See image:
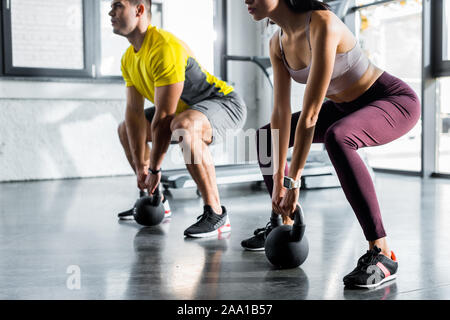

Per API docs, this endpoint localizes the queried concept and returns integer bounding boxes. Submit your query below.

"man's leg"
[170,109,223,215]
[172,93,246,238]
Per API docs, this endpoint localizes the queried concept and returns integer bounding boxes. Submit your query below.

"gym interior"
[1,0,450,301]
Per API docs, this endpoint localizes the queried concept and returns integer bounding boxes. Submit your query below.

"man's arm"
[149,81,184,172]
[125,86,147,174]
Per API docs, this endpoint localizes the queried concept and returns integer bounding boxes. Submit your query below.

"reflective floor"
[1,173,450,300]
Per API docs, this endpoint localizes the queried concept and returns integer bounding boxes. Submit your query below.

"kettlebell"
[265,204,309,269]
[133,189,165,226]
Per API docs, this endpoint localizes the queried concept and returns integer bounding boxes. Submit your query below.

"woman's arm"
[288,12,341,182]
[269,32,293,185]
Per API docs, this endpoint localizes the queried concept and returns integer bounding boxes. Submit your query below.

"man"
[112,0,247,237]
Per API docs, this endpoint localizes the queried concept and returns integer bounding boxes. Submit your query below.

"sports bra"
[278,10,370,96]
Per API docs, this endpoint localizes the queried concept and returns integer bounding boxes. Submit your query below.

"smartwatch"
[283,176,301,190]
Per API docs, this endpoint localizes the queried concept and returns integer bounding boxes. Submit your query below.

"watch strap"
[149,168,161,175]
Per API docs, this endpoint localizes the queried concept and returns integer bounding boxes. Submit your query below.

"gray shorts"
[145,91,247,145]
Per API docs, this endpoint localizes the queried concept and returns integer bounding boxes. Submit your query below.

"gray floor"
[1,172,450,300]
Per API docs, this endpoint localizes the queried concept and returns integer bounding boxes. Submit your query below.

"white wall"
[226,0,259,130]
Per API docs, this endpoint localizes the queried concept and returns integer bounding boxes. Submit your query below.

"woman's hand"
[271,174,286,215]
[279,188,300,220]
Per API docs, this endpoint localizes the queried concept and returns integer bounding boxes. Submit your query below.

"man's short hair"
[128,0,152,18]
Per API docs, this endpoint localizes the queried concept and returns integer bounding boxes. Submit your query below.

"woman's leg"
[323,94,420,254]
[256,100,346,197]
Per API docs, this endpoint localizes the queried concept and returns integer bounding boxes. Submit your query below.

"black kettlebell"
[265,204,309,269]
[133,190,165,226]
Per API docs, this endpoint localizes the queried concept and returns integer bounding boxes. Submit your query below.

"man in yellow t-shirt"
[111,0,247,237]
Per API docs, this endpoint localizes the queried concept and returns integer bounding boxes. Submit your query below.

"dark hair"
[128,0,152,17]
[284,0,330,12]
[267,0,330,25]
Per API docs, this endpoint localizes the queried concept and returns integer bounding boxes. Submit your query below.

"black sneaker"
[118,207,135,220]
[240,222,272,251]
[118,192,171,220]
[184,205,231,238]
[240,213,282,251]
[343,246,398,289]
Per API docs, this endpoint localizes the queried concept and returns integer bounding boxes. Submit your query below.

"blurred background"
[0,0,448,182]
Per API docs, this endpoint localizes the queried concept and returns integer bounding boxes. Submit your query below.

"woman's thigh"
[288,100,347,146]
[326,95,421,149]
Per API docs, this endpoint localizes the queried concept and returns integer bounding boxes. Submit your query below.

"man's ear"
[136,4,146,17]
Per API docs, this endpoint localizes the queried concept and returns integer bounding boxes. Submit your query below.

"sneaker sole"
[118,216,134,220]
[119,210,172,220]
[353,274,397,289]
[185,223,231,238]
[118,208,134,220]
[242,246,265,252]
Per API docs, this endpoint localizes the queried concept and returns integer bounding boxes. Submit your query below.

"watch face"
[283,177,292,189]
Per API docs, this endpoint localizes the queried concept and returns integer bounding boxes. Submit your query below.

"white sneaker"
[163,198,172,218]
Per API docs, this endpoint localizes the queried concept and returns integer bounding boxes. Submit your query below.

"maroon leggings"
[257,72,421,241]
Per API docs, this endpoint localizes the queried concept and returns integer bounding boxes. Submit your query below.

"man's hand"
[145,171,161,195]
[136,165,149,191]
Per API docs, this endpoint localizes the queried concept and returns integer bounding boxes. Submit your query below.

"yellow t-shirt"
[121,25,234,114]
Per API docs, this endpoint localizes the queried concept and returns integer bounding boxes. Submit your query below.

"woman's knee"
[324,125,358,150]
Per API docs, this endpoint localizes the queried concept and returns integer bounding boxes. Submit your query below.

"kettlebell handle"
[138,185,162,206]
[291,204,306,242]
[152,190,162,206]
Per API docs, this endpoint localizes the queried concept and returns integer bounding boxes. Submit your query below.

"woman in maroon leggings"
[241,0,420,288]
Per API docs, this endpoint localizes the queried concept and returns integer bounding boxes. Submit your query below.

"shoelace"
[253,221,272,237]
[358,246,382,271]
[195,210,222,225]
[195,213,208,222]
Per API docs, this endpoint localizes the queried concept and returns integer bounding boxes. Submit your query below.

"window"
[433,0,450,77]
[437,0,450,174]
[98,1,163,77]
[1,0,216,80]
[355,0,422,172]
[438,78,450,174]
[443,0,450,61]
[1,0,94,77]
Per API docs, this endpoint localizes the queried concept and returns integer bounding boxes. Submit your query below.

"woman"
[241,0,420,288]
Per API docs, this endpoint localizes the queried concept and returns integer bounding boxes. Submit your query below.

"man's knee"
[118,121,127,143]
[170,116,190,132]
[170,116,198,144]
